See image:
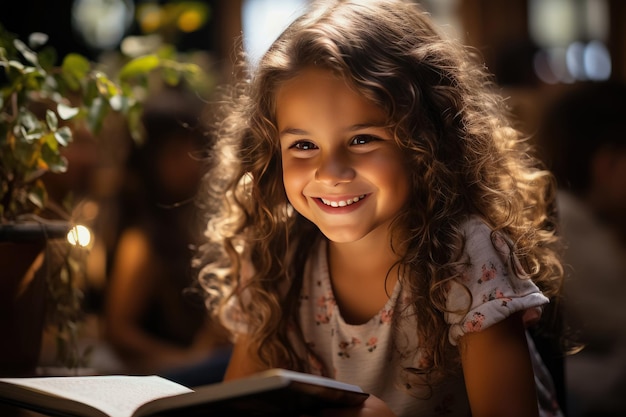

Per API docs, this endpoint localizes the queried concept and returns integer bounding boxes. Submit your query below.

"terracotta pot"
[0,222,70,377]
[0,240,46,377]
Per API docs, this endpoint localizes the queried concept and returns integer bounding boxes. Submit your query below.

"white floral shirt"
[223,216,559,417]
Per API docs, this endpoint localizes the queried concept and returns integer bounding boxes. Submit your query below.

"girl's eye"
[291,140,317,151]
[350,134,379,145]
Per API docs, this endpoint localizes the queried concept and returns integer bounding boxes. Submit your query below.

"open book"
[0,368,369,417]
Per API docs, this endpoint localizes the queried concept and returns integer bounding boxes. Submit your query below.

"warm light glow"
[71,0,134,50]
[529,0,611,84]
[533,41,611,84]
[242,0,308,67]
[178,10,203,32]
[67,225,92,248]
[138,5,162,33]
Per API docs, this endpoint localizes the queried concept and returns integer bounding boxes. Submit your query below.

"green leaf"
[14,38,38,66]
[62,53,91,77]
[109,94,129,112]
[54,126,72,147]
[19,110,40,131]
[37,46,57,71]
[126,104,144,144]
[19,125,44,143]
[155,44,177,60]
[86,96,108,133]
[82,77,100,106]
[42,132,59,153]
[61,53,91,91]
[28,32,48,49]
[41,141,68,173]
[57,103,80,120]
[8,59,24,71]
[22,66,47,90]
[27,180,47,209]
[118,55,160,81]
[95,73,121,97]
[162,67,181,86]
[46,109,58,131]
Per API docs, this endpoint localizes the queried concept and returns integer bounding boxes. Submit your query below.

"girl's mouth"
[319,194,367,208]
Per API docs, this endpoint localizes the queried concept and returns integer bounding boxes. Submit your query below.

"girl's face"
[276,67,410,244]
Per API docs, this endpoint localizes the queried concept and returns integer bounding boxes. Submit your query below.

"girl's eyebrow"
[279,123,386,138]
[279,127,309,137]
[348,123,386,131]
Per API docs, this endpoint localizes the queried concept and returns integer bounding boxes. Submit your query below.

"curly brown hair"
[195,0,563,381]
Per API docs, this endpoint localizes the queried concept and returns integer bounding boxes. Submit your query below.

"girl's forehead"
[274,67,387,128]
[274,67,381,112]
[276,67,348,94]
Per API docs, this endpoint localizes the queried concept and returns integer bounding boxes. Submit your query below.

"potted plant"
[0,23,210,376]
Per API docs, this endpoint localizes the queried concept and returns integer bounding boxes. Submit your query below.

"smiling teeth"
[321,195,366,207]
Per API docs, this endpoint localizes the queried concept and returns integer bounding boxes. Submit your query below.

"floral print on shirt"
[478,261,498,283]
[314,289,335,325]
[380,308,393,324]
[447,220,549,343]
[464,311,486,332]
[483,288,512,307]
[338,337,361,358]
[366,336,378,352]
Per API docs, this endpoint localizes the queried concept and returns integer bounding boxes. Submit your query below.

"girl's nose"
[314,151,355,186]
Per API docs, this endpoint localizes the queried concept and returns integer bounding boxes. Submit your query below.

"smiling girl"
[195,1,565,416]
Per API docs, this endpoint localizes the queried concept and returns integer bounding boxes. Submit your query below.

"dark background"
[0,0,221,62]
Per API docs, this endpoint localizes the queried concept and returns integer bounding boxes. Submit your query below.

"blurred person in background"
[539,80,626,417]
[103,85,231,386]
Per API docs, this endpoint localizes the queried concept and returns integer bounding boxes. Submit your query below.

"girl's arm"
[459,311,539,417]
[223,334,268,380]
[318,395,397,417]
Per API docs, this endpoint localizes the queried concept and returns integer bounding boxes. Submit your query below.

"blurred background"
[1,1,625,417]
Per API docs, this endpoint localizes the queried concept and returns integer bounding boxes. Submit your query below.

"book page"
[0,375,192,417]
[134,369,368,417]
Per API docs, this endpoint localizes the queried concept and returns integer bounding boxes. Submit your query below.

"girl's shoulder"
[458,214,500,245]
[456,215,521,273]
[459,214,494,234]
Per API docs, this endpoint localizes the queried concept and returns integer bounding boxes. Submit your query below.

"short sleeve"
[445,217,549,345]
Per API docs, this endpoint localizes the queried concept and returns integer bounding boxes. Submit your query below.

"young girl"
[195,0,564,416]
